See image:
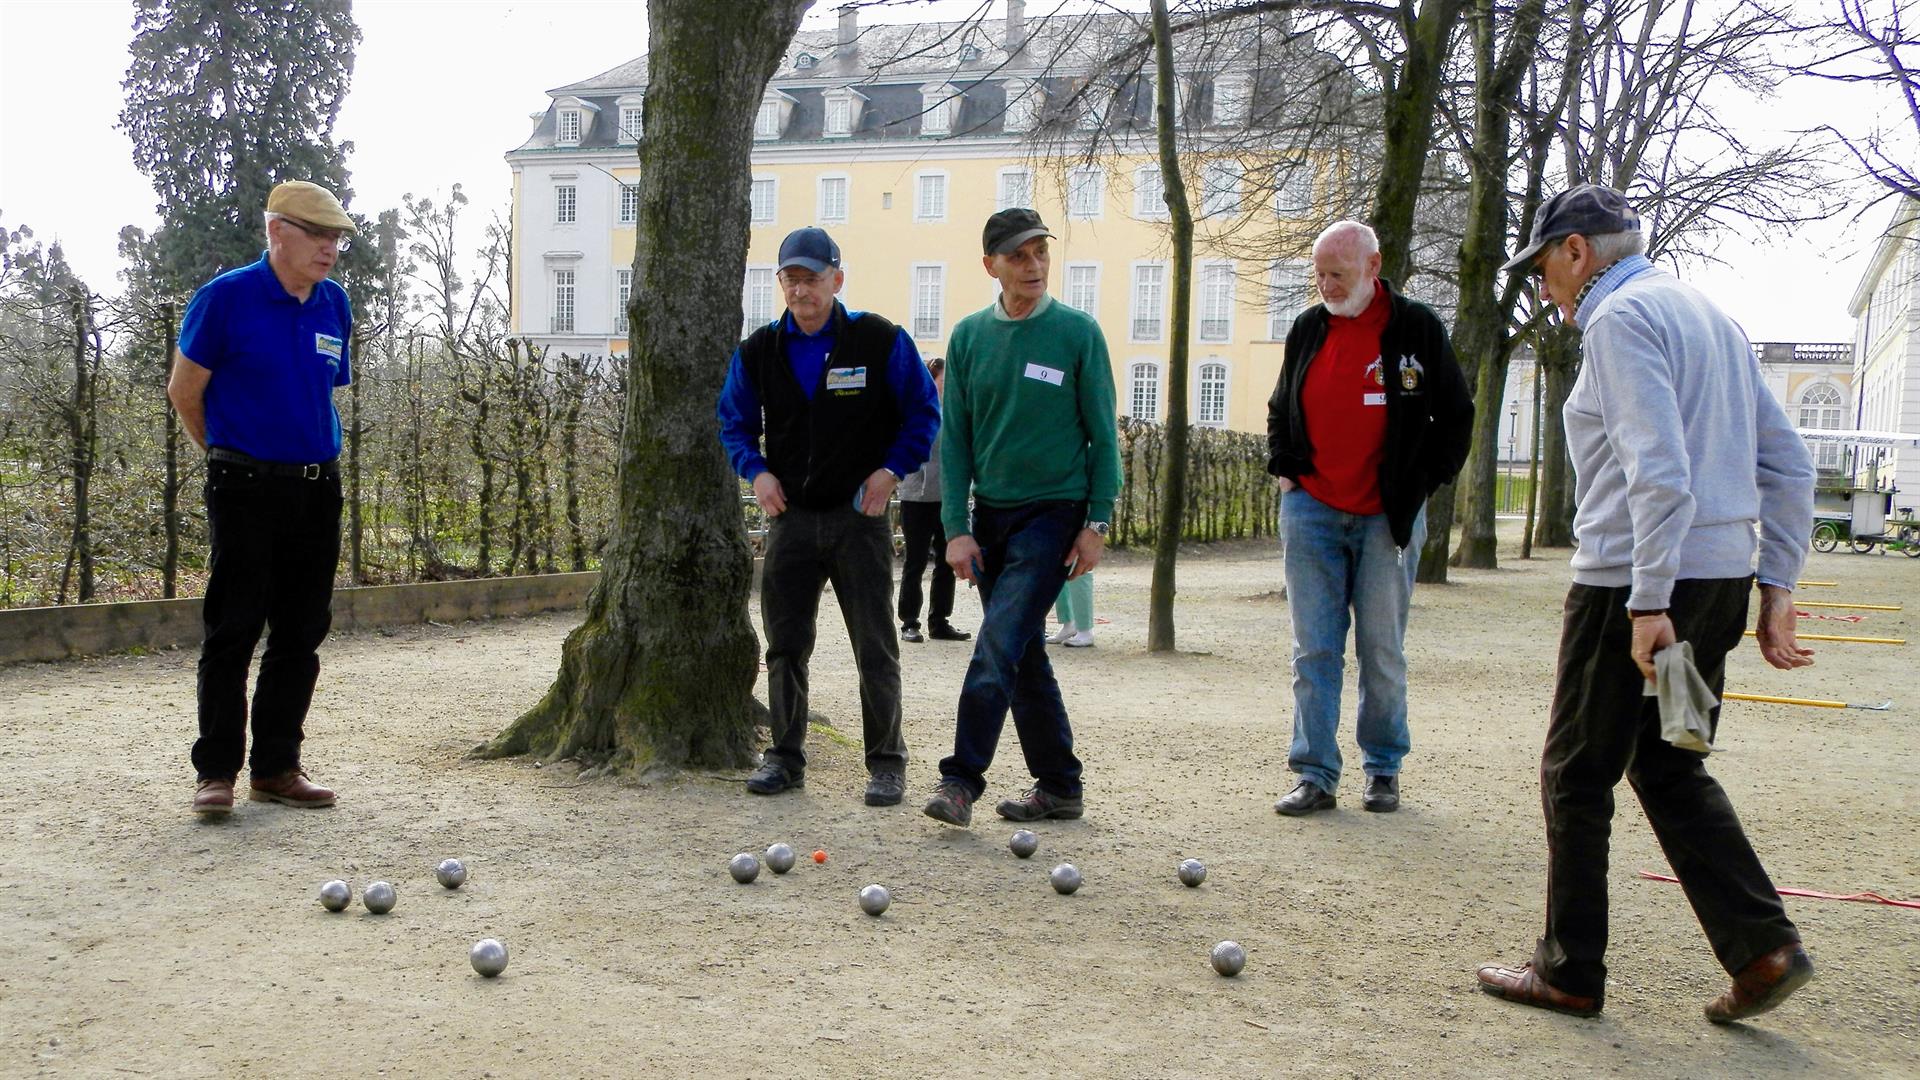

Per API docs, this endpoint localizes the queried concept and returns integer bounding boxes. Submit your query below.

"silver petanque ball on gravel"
[435,858,468,889]
[1009,830,1039,859]
[728,852,761,884]
[318,879,351,912]
[858,884,891,916]
[765,843,797,875]
[470,938,509,978]
[1177,859,1208,887]
[362,881,397,914]
[1210,940,1246,977]
[1049,863,1082,895]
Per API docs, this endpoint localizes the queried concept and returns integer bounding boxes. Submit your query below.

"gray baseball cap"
[1500,184,1642,274]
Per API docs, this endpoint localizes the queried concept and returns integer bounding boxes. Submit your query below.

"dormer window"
[1077,78,1114,130]
[920,81,961,137]
[1003,78,1041,133]
[616,92,645,145]
[553,95,596,147]
[959,42,981,62]
[1212,72,1252,126]
[821,86,868,138]
[796,52,817,70]
[557,108,582,145]
[755,90,797,140]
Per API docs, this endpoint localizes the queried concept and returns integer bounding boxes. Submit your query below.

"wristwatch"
[1085,520,1110,537]
[1628,608,1668,618]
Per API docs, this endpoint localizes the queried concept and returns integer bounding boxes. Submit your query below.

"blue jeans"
[938,500,1085,799]
[1281,487,1424,793]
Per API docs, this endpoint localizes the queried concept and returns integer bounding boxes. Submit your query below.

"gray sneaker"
[746,755,803,795]
[922,780,974,827]
[995,785,1084,821]
[864,770,906,807]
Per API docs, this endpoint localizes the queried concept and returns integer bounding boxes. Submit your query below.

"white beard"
[1323,278,1376,318]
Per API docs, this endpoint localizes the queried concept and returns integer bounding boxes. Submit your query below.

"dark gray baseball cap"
[983,207,1055,256]
[778,227,841,274]
[1500,184,1642,274]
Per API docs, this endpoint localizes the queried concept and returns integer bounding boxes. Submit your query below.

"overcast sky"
[0,0,1903,343]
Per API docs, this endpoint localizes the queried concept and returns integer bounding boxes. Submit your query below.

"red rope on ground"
[1638,870,1920,909]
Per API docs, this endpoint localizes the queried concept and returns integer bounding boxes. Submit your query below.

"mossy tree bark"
[1368,0,1466,286]
[1147,0,1194,654]
[481,0,814,775]
[1532,321,1581,548]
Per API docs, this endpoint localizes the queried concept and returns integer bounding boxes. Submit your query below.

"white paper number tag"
[1024,363,1065,386]
[1363,392,1386,406]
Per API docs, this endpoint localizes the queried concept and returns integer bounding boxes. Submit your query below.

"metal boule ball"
[363,880,397,914]
[1009,830,1039,859]
[729,852,761,884]
[318,879,351,912]
[1177,859,1208,888]
[1050,863,1082,895]
[858,884,891,916]
[1210,940,1246,977]
[435,858,468,889]
[765,843,797,875]
[470,938,509,978]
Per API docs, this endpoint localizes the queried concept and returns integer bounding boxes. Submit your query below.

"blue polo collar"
[1575,254,1656,327]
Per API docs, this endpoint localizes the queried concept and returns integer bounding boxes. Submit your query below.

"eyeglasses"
[280,215,352,252]
[1528,238,1563,280]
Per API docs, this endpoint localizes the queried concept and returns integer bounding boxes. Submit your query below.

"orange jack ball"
[811,849,828,864]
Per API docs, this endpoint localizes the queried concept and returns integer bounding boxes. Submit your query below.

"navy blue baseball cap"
[777,227,841,273]
[1500,184,1642,274]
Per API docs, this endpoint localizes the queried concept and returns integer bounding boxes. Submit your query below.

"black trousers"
[192,458,343,781]
[897,499,957,631]
[760,504,905,774]
[1533,577,1799,999]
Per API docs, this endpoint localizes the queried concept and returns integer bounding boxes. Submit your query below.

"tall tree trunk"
[1521,356,1541,559]
[1147,0,1192,653]
[1533,321,1580,547]
[161,301,182,598]
[1370,0,1467,284]
[347,324,364,584]
[1448,0,1546,571]
[68,298,99,603]
[481,0,810,773]
[561,357,587,571]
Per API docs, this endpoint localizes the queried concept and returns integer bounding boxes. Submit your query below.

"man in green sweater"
[923,208,1123,828]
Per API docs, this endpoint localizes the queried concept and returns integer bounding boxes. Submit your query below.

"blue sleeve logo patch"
[315,333,345,362]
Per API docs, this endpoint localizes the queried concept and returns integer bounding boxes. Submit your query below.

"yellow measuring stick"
[1796,580,1837,587]
[1796,601,1903,611]
[1724,692,1892,711]
[1746,630,1906,645]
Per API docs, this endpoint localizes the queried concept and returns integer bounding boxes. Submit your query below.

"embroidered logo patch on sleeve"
[315,333,345,361]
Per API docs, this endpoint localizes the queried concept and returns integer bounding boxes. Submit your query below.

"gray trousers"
[760,504,906,774]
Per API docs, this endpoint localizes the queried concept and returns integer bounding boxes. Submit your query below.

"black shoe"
[1274,780,1335,816]
[746,755,803,795]
[900,626,925,643]
[995,785,1085,821]
[1363,774,1400,813]
[864,770,906,807]
[928,624,972,641]
[922,779,974,827]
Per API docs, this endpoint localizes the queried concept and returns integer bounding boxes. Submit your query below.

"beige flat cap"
[267,180,357,232]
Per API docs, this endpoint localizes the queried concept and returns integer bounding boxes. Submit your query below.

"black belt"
[207,446,338,480]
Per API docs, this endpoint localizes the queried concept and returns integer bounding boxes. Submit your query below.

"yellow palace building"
[506,3,1343,434]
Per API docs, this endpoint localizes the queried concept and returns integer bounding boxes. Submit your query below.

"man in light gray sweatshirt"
[1475,185,1819,1026]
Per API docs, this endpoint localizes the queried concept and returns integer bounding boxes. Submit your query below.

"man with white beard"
[1263,221,1474,817]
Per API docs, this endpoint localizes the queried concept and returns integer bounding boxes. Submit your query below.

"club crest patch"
[1365,356,1384,388]
[825,366,868,393]
[1398,354,1425,391]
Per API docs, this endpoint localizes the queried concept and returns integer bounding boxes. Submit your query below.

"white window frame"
[554,183,577,225]
[1196,359,1230,427]
[755,94,792,140]
[915,170,949,223]
[1798,382,1845,470]
[750,176,778,226]
[1201,160,1244,218]
[817,172,850,224]
[618,183,640,226]
[996,166,1033,211]
[551,267,576,334]
[557,108,583,146]
[1128,360,1163,421]
[1212,72,1251,127]
[1198,260,1235,343]
[911,263,945,340]
[1267,258,1311,338]
[617,95,644,144]
[1003,79,1039,133]
[1134,165,1166,219]
[1067,166,1104,220]
[921,82,960,136]
[1063,262,1101,319]
[614,268,632,335]
[1130,261,1167,343]
[742,265,776,337]
[1275,160,1314,217]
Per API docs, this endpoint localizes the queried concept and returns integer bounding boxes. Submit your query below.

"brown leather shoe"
[1476,962,1603,1018]
[1705,943,1813,1024]
[248,768,337,808]
[192,778,235,815]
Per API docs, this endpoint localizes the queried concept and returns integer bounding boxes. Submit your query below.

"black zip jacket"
[1265,278,1475,548]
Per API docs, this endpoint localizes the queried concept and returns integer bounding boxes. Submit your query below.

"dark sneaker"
[995,785,1085,821]
[1363,774,1400,813]
[248,769,336,808]
[900,626,925,643]
[192,778,235,816]
[928,623,972,641]
[746,756,804,795]
[864,770,906,807]
[1274,780,1335,816]
[922,780,974,827]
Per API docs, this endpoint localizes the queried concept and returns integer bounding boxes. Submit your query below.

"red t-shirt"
[1299,282,1390,515]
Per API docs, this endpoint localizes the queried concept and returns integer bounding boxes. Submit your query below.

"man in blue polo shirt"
[168,180,356,816]
[717,226,940,807]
